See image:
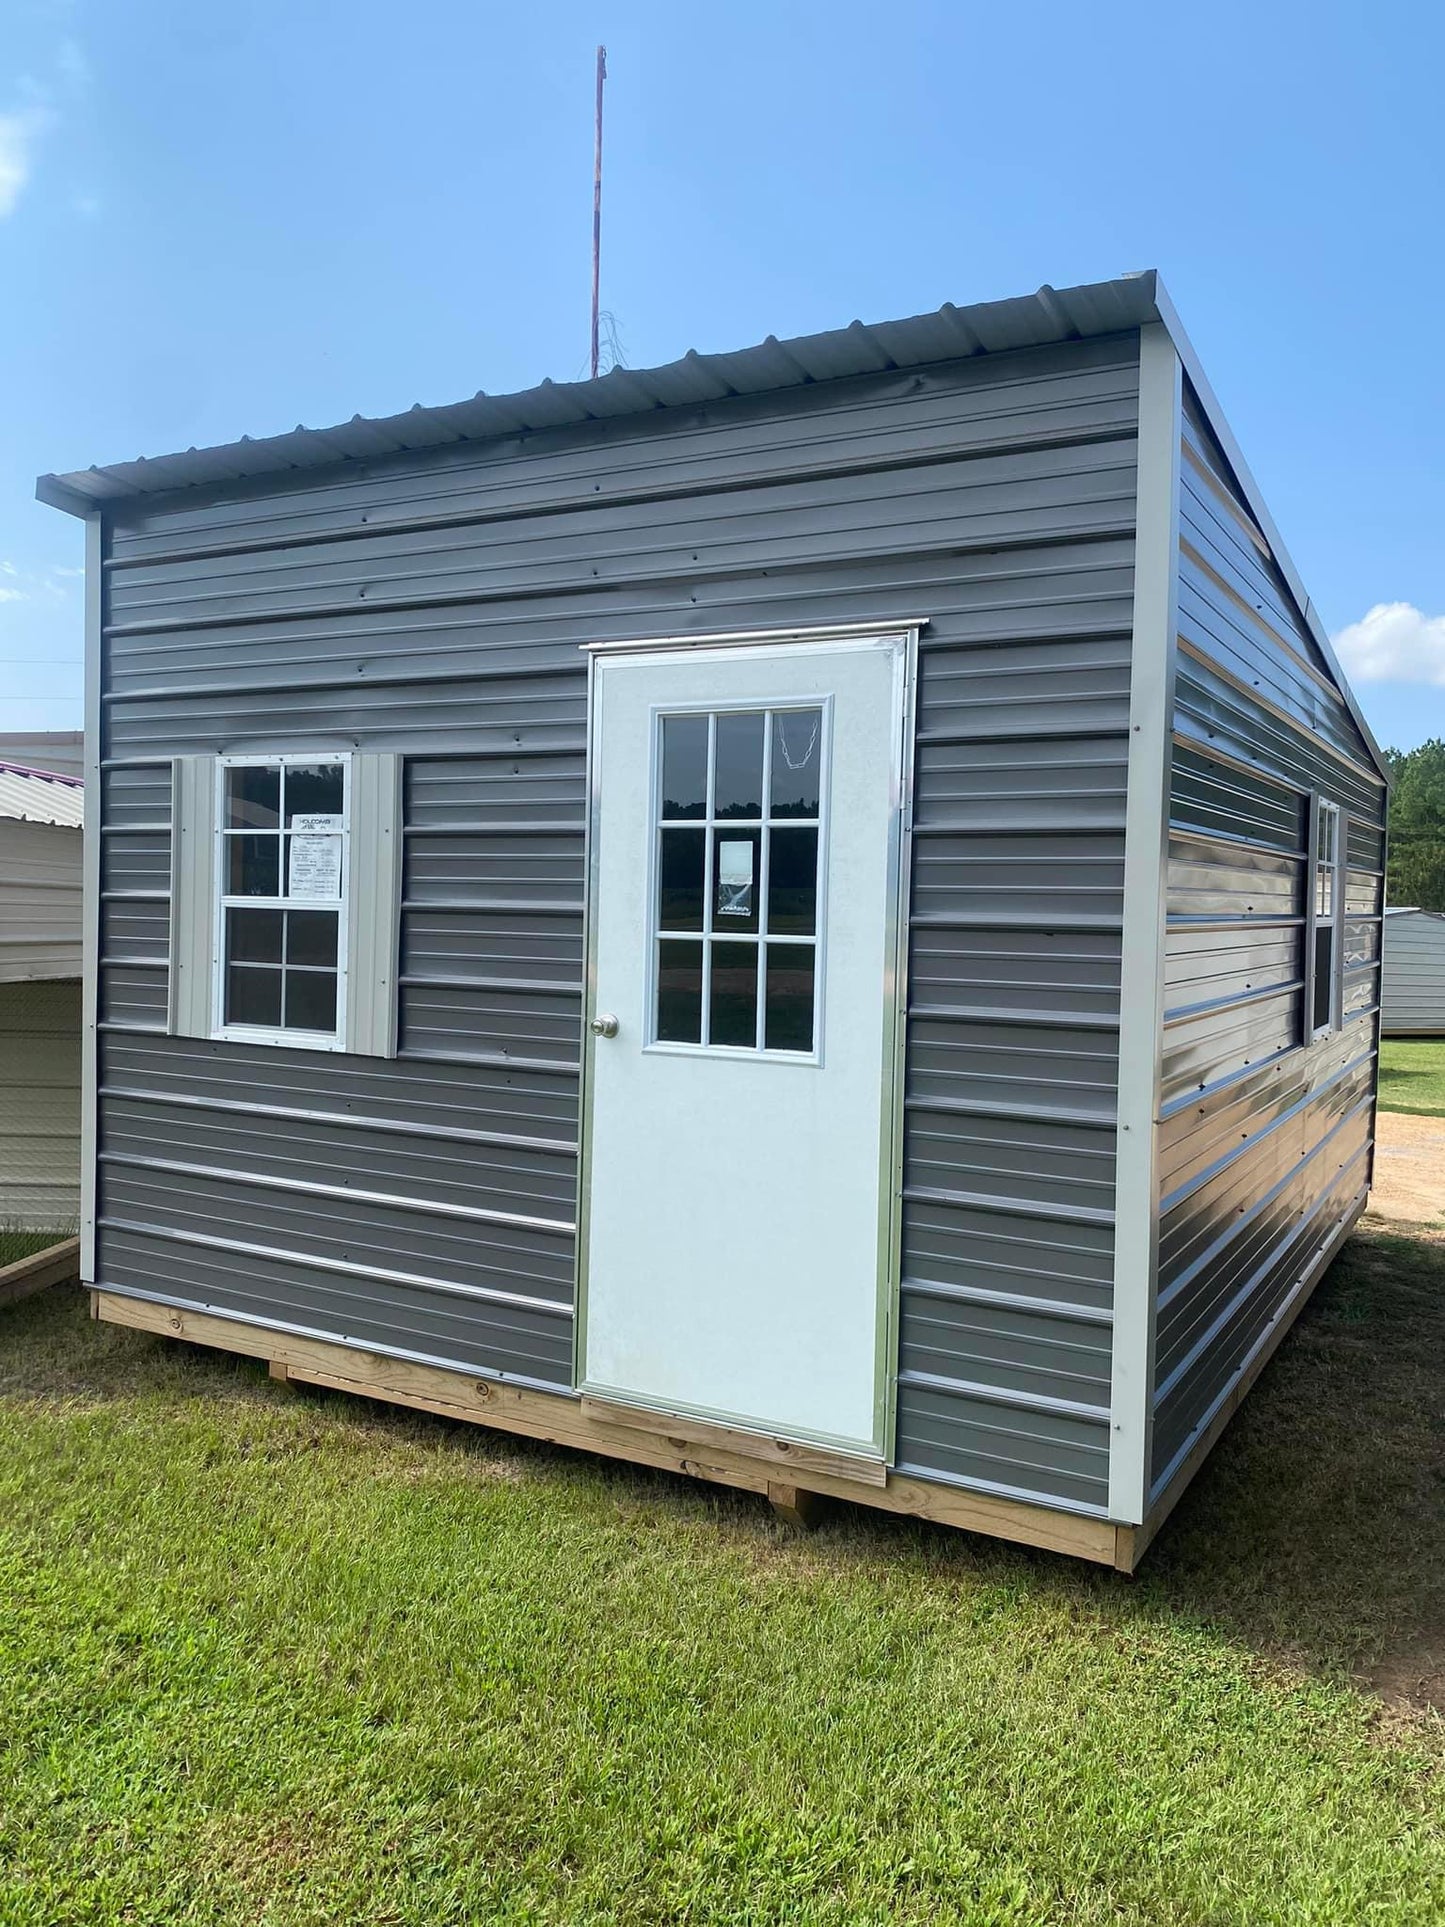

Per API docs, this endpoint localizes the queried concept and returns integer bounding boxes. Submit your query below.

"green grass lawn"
[0,1225,75,1269]
[1379,1038,1445,1117]
[1,1233,1442,1925]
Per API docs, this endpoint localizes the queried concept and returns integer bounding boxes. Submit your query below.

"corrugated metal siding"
[0,978,81,1228]
[1149,386,1386,1503]
[1381,912,1445,1034]
[94,332,1139,1499]
[0,816,82,984]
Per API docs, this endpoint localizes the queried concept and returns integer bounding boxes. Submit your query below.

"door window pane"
[226,765,280,829]
[650,706,825,1056]
[660,715,708,820]
[713,711,764,819]
[767,827,818,936]
[709,941,758,1047]
[287,909,339,967]
[658,828,705,931]
[284,969,338,1034]
[656,940,703,1042]
[713,829,760,932]
[764,945,816,1053]
[227,963,282,1028]
[228,834,281,897]
[770,708,823,818]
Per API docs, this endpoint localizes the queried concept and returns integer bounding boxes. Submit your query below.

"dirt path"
[1367,1108,1445,1225]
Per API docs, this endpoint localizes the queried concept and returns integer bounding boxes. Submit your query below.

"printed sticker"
[716,839,754,919]
[289,834,342,900]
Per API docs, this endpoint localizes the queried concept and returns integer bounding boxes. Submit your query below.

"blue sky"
[2,0,1442,750]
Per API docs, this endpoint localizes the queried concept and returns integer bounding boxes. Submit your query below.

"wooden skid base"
[91,1291,1132,1569]
[0,1236,81,1311]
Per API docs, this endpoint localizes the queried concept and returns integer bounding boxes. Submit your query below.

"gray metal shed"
[37,270,1387,1568]
[1381,908,1445,1035]
[0,753,84,1230]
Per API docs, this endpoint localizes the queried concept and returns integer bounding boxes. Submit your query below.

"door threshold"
[578,1389,889,1488]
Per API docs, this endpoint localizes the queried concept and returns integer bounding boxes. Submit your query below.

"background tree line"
[1386,738,1445,909]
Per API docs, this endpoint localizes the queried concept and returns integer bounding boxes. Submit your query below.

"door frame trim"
[573,620,921,1464]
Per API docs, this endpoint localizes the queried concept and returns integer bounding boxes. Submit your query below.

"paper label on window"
[292,813,343,835]
[289,834,342,900]
[716,839,754,919]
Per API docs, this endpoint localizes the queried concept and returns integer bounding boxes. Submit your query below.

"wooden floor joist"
[91,1290,1127,1567]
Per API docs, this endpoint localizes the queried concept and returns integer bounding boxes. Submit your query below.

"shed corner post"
[1108,323,1183,1525]
[79,510,105,1286]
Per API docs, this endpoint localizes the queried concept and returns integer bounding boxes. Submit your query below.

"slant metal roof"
[32,266,1389,783]
[0,763,85,828]
[35,273,1160,514]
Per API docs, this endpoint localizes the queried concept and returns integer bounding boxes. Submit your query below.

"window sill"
[210,1024,348,1054]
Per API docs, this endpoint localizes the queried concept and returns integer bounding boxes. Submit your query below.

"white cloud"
[0,110,43,216]
[1332,602,1445,686]
[0,587,29,605]
[0,32,85,218]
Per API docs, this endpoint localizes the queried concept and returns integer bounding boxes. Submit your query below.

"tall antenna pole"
[591,44,607,380]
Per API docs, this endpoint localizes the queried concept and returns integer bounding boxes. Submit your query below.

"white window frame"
[643,696,832,1064]
[1309,796,1343,1042]
[211,751,352,1052]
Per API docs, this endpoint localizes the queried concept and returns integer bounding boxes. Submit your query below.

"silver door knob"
[590,1012,619,1038]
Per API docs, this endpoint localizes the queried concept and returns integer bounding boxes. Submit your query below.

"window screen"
[653,707,824,1054]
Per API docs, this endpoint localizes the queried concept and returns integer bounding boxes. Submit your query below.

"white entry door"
[580,632,910,1458]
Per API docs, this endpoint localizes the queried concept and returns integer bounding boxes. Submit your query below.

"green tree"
[1386,737,1445,910]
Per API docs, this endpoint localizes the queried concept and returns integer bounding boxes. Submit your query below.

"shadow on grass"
[4,1226,1443,1714]
[1126,1222,1445,1710]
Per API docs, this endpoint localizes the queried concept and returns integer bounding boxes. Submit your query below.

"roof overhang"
[35,267,1389,783]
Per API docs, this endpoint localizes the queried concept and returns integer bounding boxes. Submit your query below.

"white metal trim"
[209,751,352,1051]
[1306,796,1345,1042]
[1108,323,1183,1524]
[580,617,929,656]
[79,513,103,1282]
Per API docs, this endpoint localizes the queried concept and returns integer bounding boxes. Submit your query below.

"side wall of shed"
[89,333,1141,1514]
[1381,913,1445,1035]
[1148,382,1386,1505]
[0,977,81,1229]
[0,818,82,982]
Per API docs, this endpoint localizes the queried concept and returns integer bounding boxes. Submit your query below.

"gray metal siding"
[1149,386,1386,1502]
[94,333,1139,1497]
[1381,912,1445,1035]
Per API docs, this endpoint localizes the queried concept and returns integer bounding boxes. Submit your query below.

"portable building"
[37,271,1387,1568]
[0,752,84,1229]
[1381,908,1445,1036]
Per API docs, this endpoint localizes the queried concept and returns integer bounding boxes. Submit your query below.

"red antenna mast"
[591,45,607,380]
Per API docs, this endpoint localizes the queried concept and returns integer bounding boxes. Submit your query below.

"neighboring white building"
[0,745,84,1230]
[1381,908,1445,1037]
